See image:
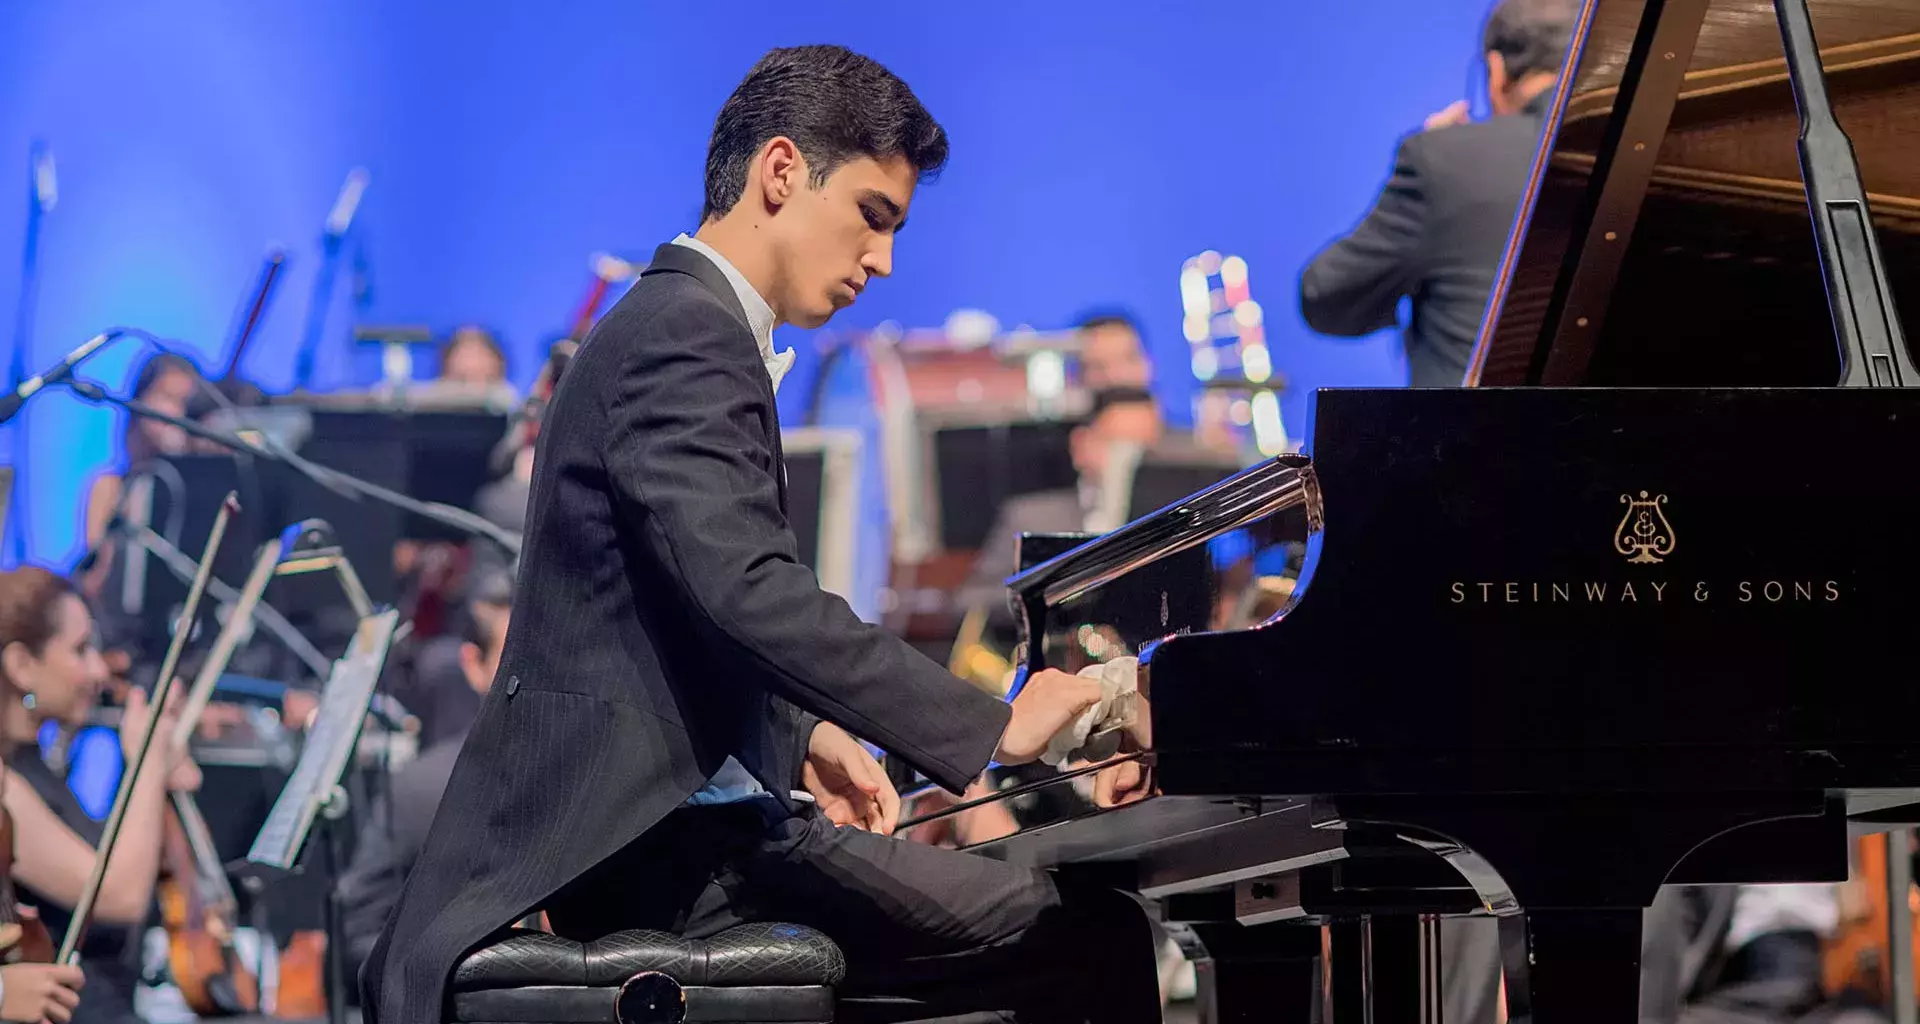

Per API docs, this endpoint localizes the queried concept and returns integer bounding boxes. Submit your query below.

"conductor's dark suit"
[1299,92,1552,387]
[360,242,1157,1024]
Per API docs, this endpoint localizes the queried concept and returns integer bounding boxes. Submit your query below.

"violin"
[157,792,258,1015]
[1822,832,1920,1003]
[0,803,54,966]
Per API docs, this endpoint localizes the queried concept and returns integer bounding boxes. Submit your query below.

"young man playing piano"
[361,45,1162,1024]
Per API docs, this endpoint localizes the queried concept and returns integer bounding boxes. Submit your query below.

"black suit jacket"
[360,242,1012,1024]
[1298,94,1551,387]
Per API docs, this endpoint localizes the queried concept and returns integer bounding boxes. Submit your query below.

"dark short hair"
[702,45,949,222]
[441,324,507,374]
[1074,308,1144,338]
[462,571,514,653]
[1483,0,1577,80]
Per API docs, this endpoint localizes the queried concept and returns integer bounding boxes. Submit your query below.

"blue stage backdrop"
[0,1,1496,569]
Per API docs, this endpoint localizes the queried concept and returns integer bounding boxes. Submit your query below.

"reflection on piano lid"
[895,456,1313,892]
[914,3,1920,1020]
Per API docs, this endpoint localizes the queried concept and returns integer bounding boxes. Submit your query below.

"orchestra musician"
[1073,310,1155,391]
[78,353,201,605]
[959,385,1164,638]
[436,325,510,389]
[362,44,1160,1024]
[339,572,511,982]
[0,567,199,1024]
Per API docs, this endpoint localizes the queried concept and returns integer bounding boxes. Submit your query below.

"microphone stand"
[98,512,334,682]
[61,378,522,560]
[7,143,56,566]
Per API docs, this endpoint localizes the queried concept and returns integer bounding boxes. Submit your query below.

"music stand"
[235,527,397,1024]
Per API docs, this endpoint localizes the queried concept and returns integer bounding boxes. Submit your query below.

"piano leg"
[1367,916,1442,1024]
[1188,922,1324,1024]
[1506,909,1644,1024]
[1326,916,1445,1024]
[1328,922,1363,1023]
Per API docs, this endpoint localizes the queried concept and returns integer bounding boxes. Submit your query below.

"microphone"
[0,330,116,425]
[325,168,369,241]
[30,143,55,213]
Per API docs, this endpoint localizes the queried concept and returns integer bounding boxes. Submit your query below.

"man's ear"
[759,137,802,212]
[458,642,489,695]
[1486,51,1512,113]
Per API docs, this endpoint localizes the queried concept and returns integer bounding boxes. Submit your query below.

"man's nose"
[863,235,895,279]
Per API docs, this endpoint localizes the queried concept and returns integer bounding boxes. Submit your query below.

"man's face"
[137,368,196,457]
[769,152,916,329]
[1081,324,1151,389]
[443,336,505,386]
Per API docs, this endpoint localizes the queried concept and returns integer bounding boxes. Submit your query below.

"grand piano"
[895,0,1920,1022]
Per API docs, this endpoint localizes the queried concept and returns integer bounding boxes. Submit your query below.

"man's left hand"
[802,722,900,835]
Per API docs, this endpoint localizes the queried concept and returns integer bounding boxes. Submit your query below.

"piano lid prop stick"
[1771,0,1915,387]
[56,491,241,966]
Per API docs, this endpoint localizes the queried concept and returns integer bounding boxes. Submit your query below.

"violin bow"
[56,491,240,965]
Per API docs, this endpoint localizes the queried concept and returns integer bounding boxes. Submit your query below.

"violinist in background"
[338,574,511,985]
[78,353,203,606]
[0,567,199,1024]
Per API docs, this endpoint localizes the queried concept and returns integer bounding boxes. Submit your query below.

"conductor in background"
[1299,0,1575,387]
[361,44,1160,1024]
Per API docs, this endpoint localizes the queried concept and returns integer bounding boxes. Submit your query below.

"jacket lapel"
[642,243,789,513]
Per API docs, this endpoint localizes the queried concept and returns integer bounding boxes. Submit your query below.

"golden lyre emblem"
[1614,490,1675,564]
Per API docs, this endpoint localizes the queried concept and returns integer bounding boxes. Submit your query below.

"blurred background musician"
[339,572,510,985]
[1073,309,1154,391]
[1298,0,1575,388]
[435,324,509,390]
[956,384,1164,641]
[0,566,199,1024]
[77,353,204,611]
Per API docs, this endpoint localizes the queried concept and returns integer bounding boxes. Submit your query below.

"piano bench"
[447,923,846,1024]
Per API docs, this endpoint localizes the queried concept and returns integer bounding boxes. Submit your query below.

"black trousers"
[547,803,1162,1024]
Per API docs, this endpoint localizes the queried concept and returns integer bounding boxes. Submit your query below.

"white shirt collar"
[670,233,794,392]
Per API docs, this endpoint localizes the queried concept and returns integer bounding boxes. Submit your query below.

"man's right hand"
[992,669,1103,765]
[1423,99,1471,132]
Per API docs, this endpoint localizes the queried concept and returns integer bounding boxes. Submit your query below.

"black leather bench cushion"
[453,923,848,991]
[451,983,834,1023]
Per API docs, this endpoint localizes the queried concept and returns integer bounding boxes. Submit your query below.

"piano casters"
[1328,793,1841,1024]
